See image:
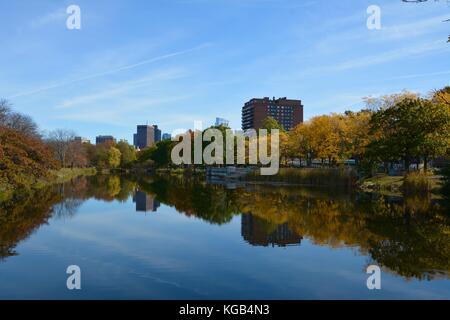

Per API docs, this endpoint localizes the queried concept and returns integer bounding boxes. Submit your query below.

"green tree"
[368,97,450,172]
[261,116,284,132]
[150,140,174,167]
[107,147,121,169]
[116,140,136,168]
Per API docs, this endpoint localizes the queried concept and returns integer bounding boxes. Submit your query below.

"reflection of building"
[241,213,302,247]
[133,125,161,149]
[215,117,230,127]
[133,190,160,212]
[96,135,115,145]
[242,97,303,131]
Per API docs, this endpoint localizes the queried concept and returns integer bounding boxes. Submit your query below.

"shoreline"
[0,168,97,201]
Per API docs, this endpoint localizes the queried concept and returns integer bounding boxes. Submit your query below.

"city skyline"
[1,0,449,143]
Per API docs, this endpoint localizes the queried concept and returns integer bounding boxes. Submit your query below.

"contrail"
[385,69,450,80]
[8,43,211,99]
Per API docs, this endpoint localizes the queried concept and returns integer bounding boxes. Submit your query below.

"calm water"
[0,174,449,300]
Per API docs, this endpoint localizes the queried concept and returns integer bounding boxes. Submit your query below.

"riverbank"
[0,168,97,201]
[358,173,443,196]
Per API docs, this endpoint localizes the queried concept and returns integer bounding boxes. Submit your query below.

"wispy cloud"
[54,95,191,126]
[303,40,448,76]
[384,69,450,81]
[55,68,188,109]
[8,43,211,99]
[29,8,66,29]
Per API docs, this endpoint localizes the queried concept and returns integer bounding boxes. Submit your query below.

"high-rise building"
[215,117,230,127]
[162,133,172,140]
[96,135,115,145]
[133,125,161,149]
[242,97,303,131]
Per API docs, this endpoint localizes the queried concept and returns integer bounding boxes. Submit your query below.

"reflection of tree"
[139,175,241,224]
[366,203,450,280]
[0,174,137,261]
[2,173,449,280]
[236,187,450,280]
[52,198,84,219]
[0,189,61,260]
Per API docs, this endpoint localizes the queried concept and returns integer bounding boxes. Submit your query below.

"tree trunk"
[424,155,428,173]
[404,156,411,173]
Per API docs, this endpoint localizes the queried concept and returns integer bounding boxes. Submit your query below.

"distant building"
[74,136,90,144]
[242,97,303,131]
[215,117,230,127]
[133,190,160,212]
[133,125,161,149]
[241,213,302,247]
[162,133,172,140]
[96,135,115,145]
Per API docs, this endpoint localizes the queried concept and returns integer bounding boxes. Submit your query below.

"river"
[0,174,449,299]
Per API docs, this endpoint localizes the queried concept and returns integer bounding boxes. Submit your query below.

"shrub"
[246,167,358,187]
[403,171,432,195]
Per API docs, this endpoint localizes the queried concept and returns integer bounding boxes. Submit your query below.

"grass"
[359,174,404,194]
[1,168,97,201]
[359,172,443,196]
[246,167,358,187]
[156,167,205,176]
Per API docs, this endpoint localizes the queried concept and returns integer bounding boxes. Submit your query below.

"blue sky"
[1,0,449,143]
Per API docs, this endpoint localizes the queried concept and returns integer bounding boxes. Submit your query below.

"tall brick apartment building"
[241,97,303,131]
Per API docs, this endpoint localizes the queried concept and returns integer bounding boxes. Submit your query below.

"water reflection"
[133,190,160,212]
[0,174,449,282]
[241,213,303,247]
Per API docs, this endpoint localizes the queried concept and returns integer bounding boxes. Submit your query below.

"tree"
[367,97,450,172]
[289,122,316,166]
[432,86,450,107]
[342,110,373,163]
[363,91,418,111]
[0,99,39,138]
[107,147,121,169]
[308,115,341,165]
[261,116,284,132]
[66,141,89,168]
[415,99,450,171]
[116,140,136,168]
[150,140,174,167]
[7,113,39,137]
[0,99,11,125]
[0,126,58,191]
[46,129,76,168]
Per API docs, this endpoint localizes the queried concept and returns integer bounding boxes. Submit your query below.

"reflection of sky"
[0,198,449,299]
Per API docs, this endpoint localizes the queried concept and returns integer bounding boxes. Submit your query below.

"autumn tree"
[289,122,315,166]
[0,127,58,192]
[432,86,450,107]
[107,146,121,169]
